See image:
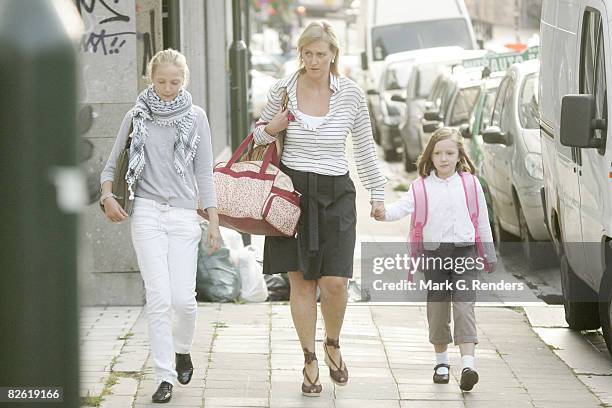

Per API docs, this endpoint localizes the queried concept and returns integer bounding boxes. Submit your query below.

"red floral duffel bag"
[199,132,301,237]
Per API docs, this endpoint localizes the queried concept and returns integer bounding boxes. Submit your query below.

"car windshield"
[415,64,446,98]
[519,73,539,129]
[385,61,413,90]
[371,19,473,61]
[450,86,480,126]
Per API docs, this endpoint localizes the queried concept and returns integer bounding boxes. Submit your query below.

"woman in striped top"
[253,21,386,396]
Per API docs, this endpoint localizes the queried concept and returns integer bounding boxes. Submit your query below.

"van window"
[519,74,540,129]
[371,19,473,61]
[580,9,608,151]
[450,86,481,126]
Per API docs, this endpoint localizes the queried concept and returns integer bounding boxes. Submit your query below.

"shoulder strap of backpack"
[410,177,428,240]
[460,172,479,228]
[460,172,490,270]
[407,176,428,281]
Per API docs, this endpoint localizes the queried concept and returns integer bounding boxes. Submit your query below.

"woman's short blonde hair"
[416,127,476,177]
[297,21,340,76]
[146,48,190,87]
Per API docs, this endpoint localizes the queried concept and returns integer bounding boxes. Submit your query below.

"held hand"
[207,221,221,255]
[487,262,497,273]
[104,197,129,223]
[370,201,386,221]
[266,107,290,135]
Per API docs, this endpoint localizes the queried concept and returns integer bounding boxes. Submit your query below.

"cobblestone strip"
[79,306,143,408]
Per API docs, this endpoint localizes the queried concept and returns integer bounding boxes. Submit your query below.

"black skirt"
[263,162,357,280]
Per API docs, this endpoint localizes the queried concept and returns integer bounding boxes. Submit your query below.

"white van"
[539,0,612,354]
[356,0,477,109]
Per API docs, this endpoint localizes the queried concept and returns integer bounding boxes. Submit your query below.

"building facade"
[464,0,542,46]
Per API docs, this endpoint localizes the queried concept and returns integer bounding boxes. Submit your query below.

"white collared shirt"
[385,171,496,262]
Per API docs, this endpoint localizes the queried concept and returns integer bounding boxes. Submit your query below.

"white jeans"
[130,197,202,385]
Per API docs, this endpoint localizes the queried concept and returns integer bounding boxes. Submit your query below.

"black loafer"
[460,367,479,391]
[433,363,450,384]
[152,381,173,403]
[176,353,194,385]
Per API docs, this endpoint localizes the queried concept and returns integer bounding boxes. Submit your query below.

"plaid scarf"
[125,85,199,198]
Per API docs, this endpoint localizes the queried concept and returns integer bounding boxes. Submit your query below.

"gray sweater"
[100,105,217,210]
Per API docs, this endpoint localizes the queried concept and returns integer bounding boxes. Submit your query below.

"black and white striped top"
[253,71,386,201]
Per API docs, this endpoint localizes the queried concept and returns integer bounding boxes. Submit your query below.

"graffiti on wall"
[76,0,135,56]
[76,0,156,74]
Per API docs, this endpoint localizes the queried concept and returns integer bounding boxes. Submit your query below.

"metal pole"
[230,0,251,245]
[0,0,81,406]
[168,0,181,50]
[245,0,253,121]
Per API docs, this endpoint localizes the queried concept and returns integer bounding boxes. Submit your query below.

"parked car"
[371,52,416,160]
[479,60,552,270]
[460,71,505,227]
[420,67,483,155]
[461,71,505,174]
[540,0,612,354]
[357,0,477,124]
[395,50,483,170]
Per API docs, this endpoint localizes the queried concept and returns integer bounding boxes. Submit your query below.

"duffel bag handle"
[226,124,280,172]
[242,121,281,167]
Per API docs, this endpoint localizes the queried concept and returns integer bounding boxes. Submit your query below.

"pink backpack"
[408,172,490,280]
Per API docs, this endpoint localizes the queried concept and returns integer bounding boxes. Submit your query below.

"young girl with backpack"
[373,127,497,391]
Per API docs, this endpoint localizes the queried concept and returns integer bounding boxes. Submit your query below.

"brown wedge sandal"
[302,348,322,397]
[323,337,348,386]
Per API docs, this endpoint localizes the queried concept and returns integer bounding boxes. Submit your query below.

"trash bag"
[196,223,241,302]
[348,279,370,302]
[264,273,291,301]
[237,246,269,302]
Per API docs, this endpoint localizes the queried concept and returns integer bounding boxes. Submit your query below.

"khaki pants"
[423,244,479,345]
[426,300,477,345]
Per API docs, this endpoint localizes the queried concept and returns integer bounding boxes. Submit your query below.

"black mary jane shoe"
[460,367,479,391]
[433,363,450,384]
[152,381,173,403]
[176,353,194,385]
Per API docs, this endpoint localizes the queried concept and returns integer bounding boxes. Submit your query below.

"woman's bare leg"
[287,271,319,384]
[318,277,348,369]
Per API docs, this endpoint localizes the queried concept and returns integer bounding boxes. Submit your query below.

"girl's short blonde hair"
[297,21,340,76]
[416,127,476,177]
[146,48,190,87]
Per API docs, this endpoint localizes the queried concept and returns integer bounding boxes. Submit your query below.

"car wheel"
[518,206,556,270]
[384,147,399,162]
[402,142,417,172]
[560,254,600,330]
[600,287,612,356]
[493,213,519,256]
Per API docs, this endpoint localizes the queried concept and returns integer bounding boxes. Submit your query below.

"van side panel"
[539,0,581,252]
[579,1,612,288]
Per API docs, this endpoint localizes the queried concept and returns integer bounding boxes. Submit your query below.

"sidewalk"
[80,303,610,408]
